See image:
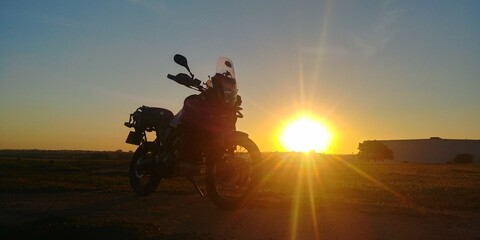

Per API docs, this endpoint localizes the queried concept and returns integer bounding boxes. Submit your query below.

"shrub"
[357,140,394,162]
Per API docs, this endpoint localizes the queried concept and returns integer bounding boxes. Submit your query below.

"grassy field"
[2,154,479,212]
[259,153,480,213]
[1,155,479,239]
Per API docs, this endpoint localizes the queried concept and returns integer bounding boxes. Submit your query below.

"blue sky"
[1,0,479,153]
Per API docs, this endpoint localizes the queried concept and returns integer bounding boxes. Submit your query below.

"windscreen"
[216,57,236,80]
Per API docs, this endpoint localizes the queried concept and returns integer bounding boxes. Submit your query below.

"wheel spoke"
[213,145,253,200]
[129,144,161,196]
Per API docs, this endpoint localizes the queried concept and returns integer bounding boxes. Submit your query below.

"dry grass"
[2,155,479,213]
[257,153,480,214]
[1,155,480,239]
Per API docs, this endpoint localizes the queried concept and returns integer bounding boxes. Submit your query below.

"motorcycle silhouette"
[124,54,262,210]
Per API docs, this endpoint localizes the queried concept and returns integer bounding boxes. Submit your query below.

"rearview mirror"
[174,54,190,72]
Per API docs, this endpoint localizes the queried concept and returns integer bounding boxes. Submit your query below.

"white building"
[380,138,480,163]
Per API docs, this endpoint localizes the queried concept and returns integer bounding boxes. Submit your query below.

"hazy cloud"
[299,1,403,60]
[351,3,403,57]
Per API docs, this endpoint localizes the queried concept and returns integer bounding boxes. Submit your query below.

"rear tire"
[205,136,262,210]
[129,143,161,196]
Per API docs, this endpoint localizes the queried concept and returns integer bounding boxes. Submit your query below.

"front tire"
[205,136,262,210]
[129,143,161,196]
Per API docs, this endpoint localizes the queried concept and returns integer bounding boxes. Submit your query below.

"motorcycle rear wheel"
[205,136,262,210]
[129,143,161,196]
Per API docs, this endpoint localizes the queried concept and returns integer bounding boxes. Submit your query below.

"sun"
[280,116,332,153]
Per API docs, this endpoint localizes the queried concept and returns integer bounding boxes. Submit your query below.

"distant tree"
[452,154,474,164]
[357,140,394,162]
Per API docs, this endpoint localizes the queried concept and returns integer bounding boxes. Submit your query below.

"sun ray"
[305,156,320,240]
[309,0,333,106]
[331,155,428,213]
[289,157,304,240]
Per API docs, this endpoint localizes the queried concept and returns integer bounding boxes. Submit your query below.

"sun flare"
[280,116,332,153]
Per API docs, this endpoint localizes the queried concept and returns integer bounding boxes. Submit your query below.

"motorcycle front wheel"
[205,135,262,210]
[129,143,161,196]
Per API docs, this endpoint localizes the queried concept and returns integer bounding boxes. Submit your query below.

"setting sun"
[280,116,332,153]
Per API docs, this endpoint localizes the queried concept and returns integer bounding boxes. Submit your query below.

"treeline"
[0,149,134,161]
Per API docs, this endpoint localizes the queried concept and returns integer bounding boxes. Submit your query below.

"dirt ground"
[1,190,479,240]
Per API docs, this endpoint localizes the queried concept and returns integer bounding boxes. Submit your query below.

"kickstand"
[186,176,205,197]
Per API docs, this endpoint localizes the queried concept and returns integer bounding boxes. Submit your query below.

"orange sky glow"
[1,1,479,153]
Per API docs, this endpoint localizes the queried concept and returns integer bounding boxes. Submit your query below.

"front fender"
[224,131,249,145]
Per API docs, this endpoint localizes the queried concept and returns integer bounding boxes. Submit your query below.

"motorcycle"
[124,54,262,210]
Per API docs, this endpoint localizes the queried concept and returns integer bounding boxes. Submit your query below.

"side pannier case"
[125,106,174,145]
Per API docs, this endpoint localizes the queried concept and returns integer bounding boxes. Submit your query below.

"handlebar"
[167,73,205,92]
[167,73,244,118]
